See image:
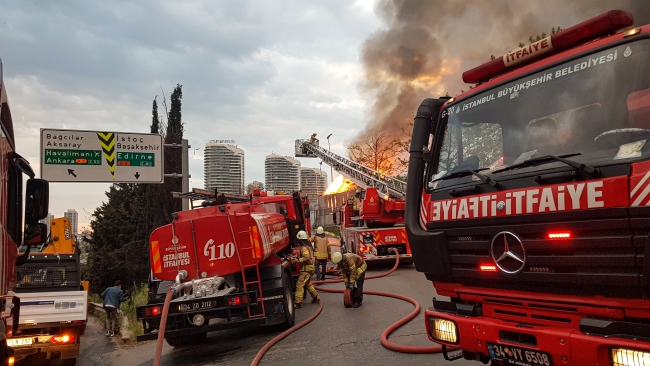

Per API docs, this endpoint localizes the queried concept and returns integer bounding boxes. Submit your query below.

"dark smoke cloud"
[356,0,650,141]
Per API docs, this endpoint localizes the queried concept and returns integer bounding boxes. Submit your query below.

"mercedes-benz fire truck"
[406,10,650,366]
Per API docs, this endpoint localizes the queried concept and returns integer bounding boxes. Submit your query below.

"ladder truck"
[295,138,412,263]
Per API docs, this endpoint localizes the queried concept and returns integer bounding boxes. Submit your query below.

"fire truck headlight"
[429,317,459,344]
[193,314,205,326]
[611,348,650,366]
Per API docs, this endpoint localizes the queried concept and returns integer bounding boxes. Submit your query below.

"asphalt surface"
[18,261,478,366]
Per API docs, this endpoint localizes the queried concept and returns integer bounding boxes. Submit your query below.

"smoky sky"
[357,0,650,140]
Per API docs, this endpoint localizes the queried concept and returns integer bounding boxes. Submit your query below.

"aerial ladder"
[295,136,407,227]
[294,137,406,200]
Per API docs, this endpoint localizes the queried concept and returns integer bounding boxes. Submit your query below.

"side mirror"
[24,179,49,224]
[24,223,47,246]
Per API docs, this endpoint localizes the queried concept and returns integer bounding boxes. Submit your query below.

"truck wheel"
[62,358,77,366]
[278,273,295,330]
[165,332,207,347]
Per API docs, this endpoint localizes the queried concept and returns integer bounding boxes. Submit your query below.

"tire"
[277,273,296,330]
[165,332,207,347]
[62,358,77,366]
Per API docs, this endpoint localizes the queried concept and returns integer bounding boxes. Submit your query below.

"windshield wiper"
[432,168,503,189]
[493,153,600,176]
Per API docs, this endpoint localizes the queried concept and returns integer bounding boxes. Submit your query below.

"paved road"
[18,262,477,366]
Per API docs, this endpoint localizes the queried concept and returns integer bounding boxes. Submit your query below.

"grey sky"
[1,0,379,228]
[2,0,647,229]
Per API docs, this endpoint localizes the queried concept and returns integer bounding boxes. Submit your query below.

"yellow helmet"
[296,230,309,240]
[332,252,342,264]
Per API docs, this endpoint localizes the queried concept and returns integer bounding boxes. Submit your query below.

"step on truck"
[406,10,650,366]
[11,217,87,366]
[0,59,50,365]
[136,190,309,346]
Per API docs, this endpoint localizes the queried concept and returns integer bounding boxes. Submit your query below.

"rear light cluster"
[226,295,250,307]
[611,348,650,366]
[428,317,459,344]
[8,356,14,366]
[51,335,75,344]
[144,306,161,316]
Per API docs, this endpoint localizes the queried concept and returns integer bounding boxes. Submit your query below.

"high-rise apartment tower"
[204,140,245,195]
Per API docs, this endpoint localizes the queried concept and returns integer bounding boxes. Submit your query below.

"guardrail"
[88,302,132,340]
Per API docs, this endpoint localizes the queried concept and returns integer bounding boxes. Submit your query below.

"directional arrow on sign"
[68,169,77,178]
[134,172,140,180]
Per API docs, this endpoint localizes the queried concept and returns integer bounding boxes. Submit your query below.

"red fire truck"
[406,10,650,366]
[0,60,50,365]
[136,190,310,346]
[296,139,412,263]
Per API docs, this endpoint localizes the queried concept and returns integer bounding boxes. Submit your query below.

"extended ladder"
[294,139,407,200]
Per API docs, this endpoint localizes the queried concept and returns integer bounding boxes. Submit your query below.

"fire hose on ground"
[151,253,447,366]
[250,251,446,366]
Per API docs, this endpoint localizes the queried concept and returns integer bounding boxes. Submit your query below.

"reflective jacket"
[311,235,331,260]
[338,253,367,286]
[353,197,361,211]
[296,245,315,272]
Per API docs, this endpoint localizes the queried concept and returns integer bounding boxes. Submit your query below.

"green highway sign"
[44,149,102,165]
[40,129,164,183]
[117,152,155,167]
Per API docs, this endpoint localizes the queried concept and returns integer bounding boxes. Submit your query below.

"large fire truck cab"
[406,10,650,366]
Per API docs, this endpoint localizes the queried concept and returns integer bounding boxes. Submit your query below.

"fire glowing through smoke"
[324,175,355,195]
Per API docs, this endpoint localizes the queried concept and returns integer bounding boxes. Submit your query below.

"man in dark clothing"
[101,280,129,336]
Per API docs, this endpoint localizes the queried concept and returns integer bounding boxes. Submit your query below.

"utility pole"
[164,139,191,211]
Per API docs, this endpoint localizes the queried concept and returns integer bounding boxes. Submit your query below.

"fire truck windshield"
[430,39,650,190]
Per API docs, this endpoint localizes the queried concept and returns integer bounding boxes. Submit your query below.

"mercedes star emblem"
[490,231,526,274]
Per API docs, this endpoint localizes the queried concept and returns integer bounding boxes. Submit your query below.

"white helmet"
[332,251,343,264]
[316,226,324,234]
[296,230,309,240]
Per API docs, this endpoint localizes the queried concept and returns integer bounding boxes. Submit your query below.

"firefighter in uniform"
[332,251,367,308]
[293,231,320,308]
[310,226,331,280]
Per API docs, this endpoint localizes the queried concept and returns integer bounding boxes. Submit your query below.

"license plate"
[487,342,553,366]
[179,300,216,312]
[8,338,33,347]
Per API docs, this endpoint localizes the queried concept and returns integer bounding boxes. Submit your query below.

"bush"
[88,282,149,340]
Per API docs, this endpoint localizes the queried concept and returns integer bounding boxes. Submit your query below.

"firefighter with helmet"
[292,230,320,308]
[310,226,331,280]
[332,251,367,308]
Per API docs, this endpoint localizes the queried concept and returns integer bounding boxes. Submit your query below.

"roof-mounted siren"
[462,10,634,84]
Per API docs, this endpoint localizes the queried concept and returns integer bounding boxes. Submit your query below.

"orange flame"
[324,175,354,195]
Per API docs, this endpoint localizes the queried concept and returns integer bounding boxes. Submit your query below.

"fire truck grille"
[442,216,644,297]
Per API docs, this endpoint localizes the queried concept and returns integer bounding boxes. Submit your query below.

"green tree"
[151,97,160,134]
[151,84,184,228]
[86,184,151,293]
